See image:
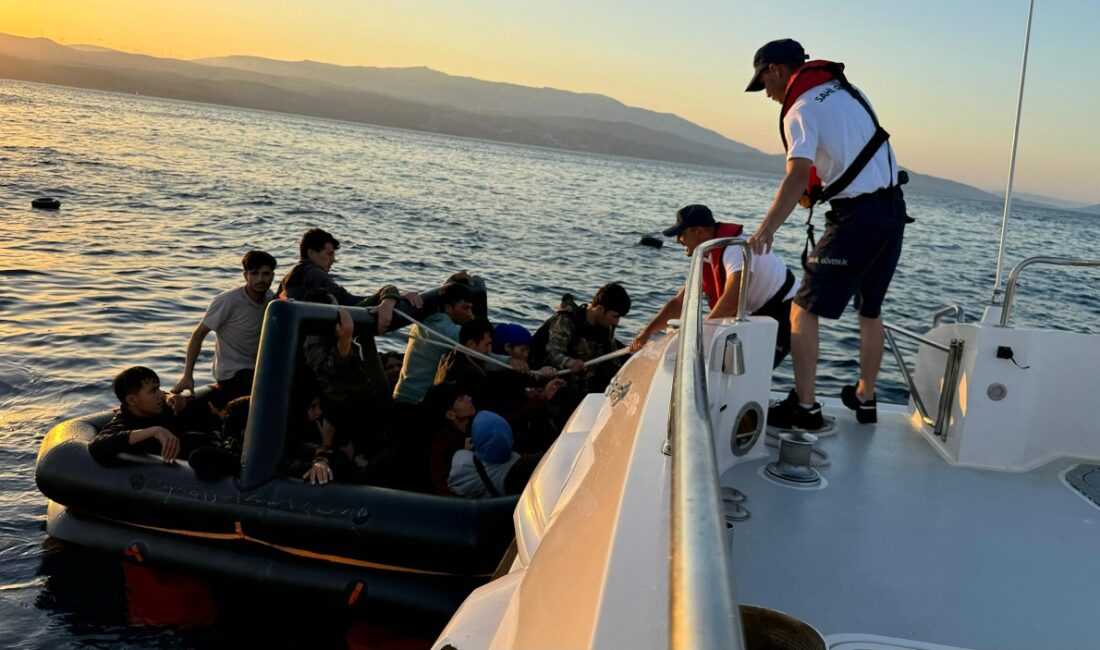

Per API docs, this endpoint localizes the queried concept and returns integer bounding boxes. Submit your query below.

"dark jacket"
[88,404,217,466]
[278,260,402,307]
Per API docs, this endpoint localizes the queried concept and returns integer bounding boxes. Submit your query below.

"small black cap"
[662,204,715,237]
[745,39,808,92]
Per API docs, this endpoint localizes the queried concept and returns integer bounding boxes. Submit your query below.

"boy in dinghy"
[89,367,218,466]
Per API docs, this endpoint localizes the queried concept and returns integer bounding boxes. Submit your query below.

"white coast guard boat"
[433,4,1100,648]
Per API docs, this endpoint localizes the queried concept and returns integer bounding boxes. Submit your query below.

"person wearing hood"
[447,411,542,498]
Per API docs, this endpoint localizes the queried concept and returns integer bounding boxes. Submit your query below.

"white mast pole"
[992,0,1037,304]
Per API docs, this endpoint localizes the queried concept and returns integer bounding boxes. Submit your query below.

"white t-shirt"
[784,81,897,200]
[201,287,274,381]
[705,237,798,313]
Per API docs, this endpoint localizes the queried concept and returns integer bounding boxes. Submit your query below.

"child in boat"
[447,411,543,498]
[88,366,218,466]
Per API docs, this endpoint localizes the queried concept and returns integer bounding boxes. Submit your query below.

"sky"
[5,0,1099,203]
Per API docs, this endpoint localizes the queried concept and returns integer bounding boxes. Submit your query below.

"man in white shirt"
[171,251,277,405]
[744,39,909,430]
[631,204,798,368]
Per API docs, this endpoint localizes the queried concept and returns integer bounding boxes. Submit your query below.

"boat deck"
[724,396,1100,650]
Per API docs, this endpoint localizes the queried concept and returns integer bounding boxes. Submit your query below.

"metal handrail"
[931,305,965,328]
[884,322,965,441]
[668,237,749,649]
[999,256,1100,326]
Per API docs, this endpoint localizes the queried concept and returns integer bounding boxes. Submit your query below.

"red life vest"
[778,60,843,207]
[700,223,744,309]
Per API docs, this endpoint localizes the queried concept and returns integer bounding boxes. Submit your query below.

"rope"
[392,309,532,376]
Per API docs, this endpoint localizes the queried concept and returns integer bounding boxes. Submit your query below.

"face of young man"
[469,333,493,356]
[383,356,403,387]
[677,226,711,257]
[505,343,530,361]
[446,394,476,433]
[127,379,166,417]
[444,299,474,325]
[762,64,790,104]
[593,306,622,329]
[243,265,275,298]
[307,243,337,272]
[307,397,323,423]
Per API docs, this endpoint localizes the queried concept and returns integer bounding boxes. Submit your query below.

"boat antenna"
[991,0,1036,305]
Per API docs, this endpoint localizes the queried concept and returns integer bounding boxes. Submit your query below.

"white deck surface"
[724,397,1100,650]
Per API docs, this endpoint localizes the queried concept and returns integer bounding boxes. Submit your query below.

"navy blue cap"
[662,204,716,237]
[745,39,808,92]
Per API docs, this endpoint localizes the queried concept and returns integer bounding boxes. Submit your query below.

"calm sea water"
[1,78,1098,647]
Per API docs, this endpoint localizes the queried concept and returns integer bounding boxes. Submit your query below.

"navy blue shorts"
[794,187,907,320]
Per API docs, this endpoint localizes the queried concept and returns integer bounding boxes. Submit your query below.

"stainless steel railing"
[884,321,964,441]
[667,237,750,650]
[999,256,1100,327]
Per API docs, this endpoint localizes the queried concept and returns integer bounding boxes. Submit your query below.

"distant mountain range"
[1,33,1095,212]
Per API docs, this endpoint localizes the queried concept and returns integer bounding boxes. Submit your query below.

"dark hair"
[459,318,493,346]
[299,228,339,260]
[219,396,251,444]
[438,281,474,309]
[301,288,337,305]
[242,250,277,271]
[592,282,631,316]
[113,366,159,403]
[380,351,403,365]
[423,381,471,419]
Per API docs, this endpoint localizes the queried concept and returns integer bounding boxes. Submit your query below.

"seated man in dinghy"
[434,319,565,451]
[393,280,477,405]
[630,204,799,368]
[299,289,393,466]
[89,366,219,466]
[278,227,422,333]
[171,250,277,406]
[448,411,543,498]
[529,282,632,408]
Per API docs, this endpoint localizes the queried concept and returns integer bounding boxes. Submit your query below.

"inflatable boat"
[35,292,518,621]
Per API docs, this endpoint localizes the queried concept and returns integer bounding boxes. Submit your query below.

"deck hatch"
[1065,464,1100,507]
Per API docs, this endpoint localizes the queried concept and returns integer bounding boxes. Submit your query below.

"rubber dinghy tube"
[32,197,61,210]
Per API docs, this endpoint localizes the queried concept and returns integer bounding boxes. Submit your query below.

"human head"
[241,250,276,297]
[112,366,164,417]
[459,319,494,356]
[299,228,339,271]
[590,282,631,329]
[219,396,251,444]
[439,281,475,325]
[425,381,476,433]
[663,204,719,256]
[492,323,532,359]
[471,411,513,464]
[380,352,403,389]
[745,39,808,103]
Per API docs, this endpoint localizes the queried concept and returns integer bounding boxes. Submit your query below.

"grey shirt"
[201,287,273,381]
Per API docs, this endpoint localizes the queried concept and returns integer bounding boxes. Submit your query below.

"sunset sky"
[5,0,1099,203]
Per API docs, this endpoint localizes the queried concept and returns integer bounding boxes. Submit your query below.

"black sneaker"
[768,390,826,432]
[841,384,877,424]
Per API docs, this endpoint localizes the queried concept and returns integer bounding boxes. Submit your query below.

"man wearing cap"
[744,38,908,430]
[630,204,798,368]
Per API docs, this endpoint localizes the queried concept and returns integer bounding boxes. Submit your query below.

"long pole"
[991,0,1036,304]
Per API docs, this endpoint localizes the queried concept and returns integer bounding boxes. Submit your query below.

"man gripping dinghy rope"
[744,38,910,431]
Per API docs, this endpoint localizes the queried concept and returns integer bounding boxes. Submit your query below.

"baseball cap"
[662,204,716,237]
[745,39,808,92]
